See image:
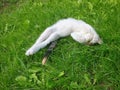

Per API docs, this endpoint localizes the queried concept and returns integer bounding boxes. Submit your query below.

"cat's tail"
[42,41,57,65]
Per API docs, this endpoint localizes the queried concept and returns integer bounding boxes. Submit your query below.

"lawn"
[0,0,120,90]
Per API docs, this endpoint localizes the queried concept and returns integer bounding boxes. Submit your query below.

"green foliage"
[0,0,120,89]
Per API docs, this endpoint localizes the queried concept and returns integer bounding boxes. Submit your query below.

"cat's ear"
[98,38,103,44]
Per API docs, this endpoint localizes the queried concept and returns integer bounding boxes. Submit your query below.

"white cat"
[25,18,102,56]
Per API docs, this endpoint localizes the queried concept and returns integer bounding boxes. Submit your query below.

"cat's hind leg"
[35,27,54,44]
[25,32,59,56]
[25,27,55,56]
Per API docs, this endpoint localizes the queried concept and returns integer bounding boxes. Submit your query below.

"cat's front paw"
[25,48,35,56]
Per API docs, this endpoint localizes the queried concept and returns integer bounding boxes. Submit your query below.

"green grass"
[0,0,120,89]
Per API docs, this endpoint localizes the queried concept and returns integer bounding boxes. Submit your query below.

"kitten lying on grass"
[25,18,102,56]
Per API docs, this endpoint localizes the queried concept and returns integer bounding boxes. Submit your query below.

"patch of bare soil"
[0,1,19,13]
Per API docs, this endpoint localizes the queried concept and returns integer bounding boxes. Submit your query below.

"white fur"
[25,18,102,56]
